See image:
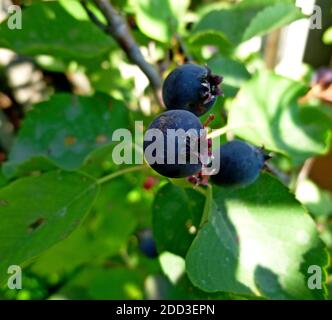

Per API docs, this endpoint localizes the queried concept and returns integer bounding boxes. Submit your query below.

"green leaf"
[131,0,190,43]
[90,177,144,246]
[0,1,114,59]
[2,156,58,180]
[173,274,256,300]
[187,30,233,56]
[238,0,295,6]
[186,174,329,299]
[228,71,332,164]
[31,176,141,277]
[0,171,99,284]
[152,183,204,257]
[31,176,141,276]
[323,27,332,45]
[193,7,257,46]
[79,144,118,178]
[243,3,304,42]
[30,226,108,277]
[59,0,106,23]
[193,0,301,46]
[3,93,129,178]
[207,55,251,97]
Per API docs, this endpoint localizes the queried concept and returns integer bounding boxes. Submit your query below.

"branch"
[81,0,162,105]
[264,162,291,186]
[296,158,315,188]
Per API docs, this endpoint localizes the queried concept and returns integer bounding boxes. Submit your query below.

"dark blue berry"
[144,110,204,178]
[162,64,223,117]
[138,229,158,258]
[211,140,267,187]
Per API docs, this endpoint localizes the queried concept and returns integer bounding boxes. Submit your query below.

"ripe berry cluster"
[144,63,269,187]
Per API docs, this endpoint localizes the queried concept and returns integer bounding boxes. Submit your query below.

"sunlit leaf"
[186,174,328,299]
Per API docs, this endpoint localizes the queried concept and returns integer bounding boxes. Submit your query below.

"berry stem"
[203,114,215,127]
[207,124,251,139]
[97,164,147,185]
[199,184,213,227]
[207,125,230,139]
[264,162,290,186]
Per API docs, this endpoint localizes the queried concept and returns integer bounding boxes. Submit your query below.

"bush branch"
[81,0,162,105]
